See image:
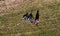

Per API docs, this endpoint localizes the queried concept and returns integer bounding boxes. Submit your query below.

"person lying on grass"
[28,12,34,23]
[35,10,40,26]
[23,12,28,22]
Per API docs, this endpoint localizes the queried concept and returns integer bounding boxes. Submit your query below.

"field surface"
[0,0,60,36]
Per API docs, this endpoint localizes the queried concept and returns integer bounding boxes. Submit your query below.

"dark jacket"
[28,12,33,19]
[35,10,39,20]
[23,12,28,18]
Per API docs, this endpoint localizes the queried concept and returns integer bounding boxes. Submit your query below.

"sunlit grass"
[0,0,60,36]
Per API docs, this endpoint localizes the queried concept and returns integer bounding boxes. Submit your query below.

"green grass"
[0,0,60,36]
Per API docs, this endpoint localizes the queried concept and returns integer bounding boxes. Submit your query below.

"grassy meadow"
[0,0,60,36]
